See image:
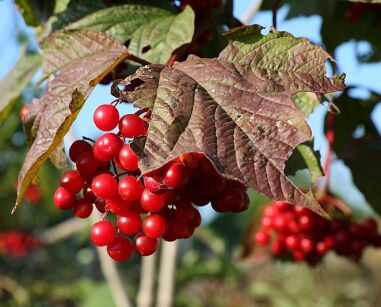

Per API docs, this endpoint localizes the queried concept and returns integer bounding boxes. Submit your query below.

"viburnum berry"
[143,214,166,238]
[211,186,244,212]
[255,230,270,246]
[72,198,93,218]
[117,211,142,235]
[60,170,84,193]
[93,133,123,162]
[93,104,120,131]
[140,189,166,212]
[118,176,143,201]
[83,182,96,202]
[19,104,29,120]
[107,236,133,262]
[119,114,147,138]
[69,140,92,162]
[134,232,158,256]
[144,175,164,193]
[91,173,118,200]
[175,199,194,222]
[106,196,131,214]
[163,163,190,189]
[94,198,107,213]
[118,144,139,171]
[90,220,116,246]
[76,151,102,177]
[54,187,76,210]
[188,208,202,228]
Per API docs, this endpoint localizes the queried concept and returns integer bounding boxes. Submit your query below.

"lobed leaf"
[120,25,345,216]
[15,30,128,213]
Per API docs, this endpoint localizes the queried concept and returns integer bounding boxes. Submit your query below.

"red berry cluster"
[0,231,42,258]
[54,102,250,262]
[254,201,381,265]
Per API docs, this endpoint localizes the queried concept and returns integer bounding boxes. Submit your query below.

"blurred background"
[1,0,381,306]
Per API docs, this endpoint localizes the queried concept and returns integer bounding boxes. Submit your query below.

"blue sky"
[0,0,379,214]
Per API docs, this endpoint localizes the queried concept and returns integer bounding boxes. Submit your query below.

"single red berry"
[83,182,96,202]
[53,187,76,210]
[188,208,201,228]
[299,237,314,254]
[106,196,131,215]
[273,215,288,232]
[175,199,194,222]
[76,151,102,177]
[144,175,164,193]
[90,220,116,246]
[60,170,84,193]
[107,236,133,262]
[271,239,285,255]
[94,198,107,213]
[73,198,93,218]
[285,235,299,250]
[69,140,92,162]
[165,220,188,239]
[93,104,119,131]
[211,187,244,212]
[255,230,270,245]
[117,211,142,235]
[261,216,273,229]
[91,173,118,200]
[140,189,166,212]
[93,133,123,162]
[293,250,305,262]
[118,176,143,201]
[20,104,29,120]
[361,218,378,237]
[163,163,190,189]
[119,144,139,171]
[134,232,158,256]
[264,205,279,217]
[298,214,314,231]
[119,114,147,138]
[143,214,167,238]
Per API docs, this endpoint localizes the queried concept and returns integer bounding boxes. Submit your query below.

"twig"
[242,0,263,25]
[137,253,158,307]
[0,275,30,307]
[156,240,179,307]
[272,0,282,29]
[128,54,151,66]
[40,218,87,244]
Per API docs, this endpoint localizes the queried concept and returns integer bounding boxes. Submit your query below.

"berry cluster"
[254,201,381,265]
[54,102,250,262]
[0,231,42,258]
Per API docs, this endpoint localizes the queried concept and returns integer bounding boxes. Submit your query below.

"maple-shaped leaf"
[14,30,128,213]
[117,25,345,216]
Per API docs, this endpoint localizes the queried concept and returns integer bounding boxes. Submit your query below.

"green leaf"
[16,0,56,26]
[15,30,128,213]
[292,92,321,117]
[285,141,323,183]
[119,25,345,216]
[0,52,42,125]
[128,6,195,64]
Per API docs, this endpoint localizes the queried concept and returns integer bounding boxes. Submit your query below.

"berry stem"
[82,136,95,143]
[272,0,282,29]
[127,54,151,66]
[323,112,335,193]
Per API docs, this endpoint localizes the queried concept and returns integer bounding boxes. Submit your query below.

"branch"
[40,218,87,244]
[156,240,179,307]
[272,0,282,29]
[128,53,151,66]
[137,253,158,307]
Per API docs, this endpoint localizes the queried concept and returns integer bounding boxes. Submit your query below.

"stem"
[128,54,151,66]
[82,136,95,143]
[156,240,179,307]
[41,218,87,244]
[323,112,335,192]
[272,0,282,29]
[137,253,158,307]
[111,159,119,182]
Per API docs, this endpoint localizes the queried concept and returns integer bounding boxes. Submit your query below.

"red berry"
[134,232,158,256]
[143,214,167,238]
[60,170,84,193]
[140,189,166,212]
[255,231,270,245]
[117,211,142,235]
[91,173,118,200]
[76,151,102,177]
[285,235,299,250]
[93,104,119,131]
[20,104,29,120]
[299,237,314,254]
[106,196,131,214]
[165,220,188,239]
[118,176,143,201]
[211,187,244,212]
[298,214,314,231]
[119,114,147,138]
[271,239,285,255]
[69,140,92,162]
[53,187,76,210]
[362,218,378,237]
[144,175,164,193]
[107,236,133,262]
[90,220,116,246]
[163,163,190,189]
[119,144,139,171]
[94,198,107,213]
[175,199,194,222]
[73,198,93,218]
[188,208,201,228]
[93,133,123,162]
[83,182,96,202]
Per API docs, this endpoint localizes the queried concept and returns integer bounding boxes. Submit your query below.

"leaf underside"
[120,25,345,216]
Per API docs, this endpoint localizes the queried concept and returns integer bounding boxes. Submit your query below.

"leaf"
[120,25,345,215]
[128,6,195,64]
[16,0,56,26]
[0,52,41,125]
[285,141,323,183]
[15,30,128,213]
[340,136,381,214]
[292,92,321,117]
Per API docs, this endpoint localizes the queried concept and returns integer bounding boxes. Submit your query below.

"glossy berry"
[93,104,120,131]
[175,199,194,222]
[20,104,29,120]
[188,208,202,228]
[106,196,131,215]
[91,173,118,200]
[90,220,116,246]
[143,214,166,238]
[119,114,147,138]
[94,198,107,213]
[163,163,190,189]
[107,236,133,262]
[117,211,142,235]
[165,220,188,240]
[60,170,84,193]
[69,140,92,162]
[134,232,158,256]
[144,175,164,193]
[83,182,96,202]
[118,144,139,171]
[140,189,166,212]
[54,187,76,210]
[73,198,93,218]
[211,187,244,212]
[93,133,123,162]
[118,176,143,202]
[76,151,102,177]
[255,230,270,245]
